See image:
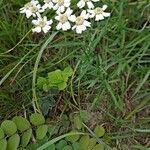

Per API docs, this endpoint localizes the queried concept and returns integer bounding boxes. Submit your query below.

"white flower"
[77,0,99,9]
[53,0,70,13]
[32,16,53,33]
[42,0,54,10]
[88,5,110,21]
[71,10,91,34]
[20,0,43,18]
[55,8,74,31]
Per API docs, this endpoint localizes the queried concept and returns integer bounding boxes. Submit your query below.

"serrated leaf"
[21,128,32,147]
[79,135,90,149]
[72,142,80,150]
[30,113,45,126]
[0,138,7,150]
[12,116,30,132]
[66,131,80,143]
[92,144,104,150]
[57,81,67,90]
[94,125,105,137]
[56,140,67,150]
[36,125,48,140]
[48,70,63,85]
[37,77,47,89]
[0,128,4,140]
[88,138,97,150]
[7,134,20,150]
[63,66,73,77]
[73,114,82,130]
[1,120,17,136]
[48,68,71,90]
[62,145,73,150]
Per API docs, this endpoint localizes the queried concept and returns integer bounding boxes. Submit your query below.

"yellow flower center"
[25,2,33,8]
[38,20,46,27]
[57,0,64,5]
[94,7,103,15]
[59,14,68,23]
[76,16,84,25]
[44,0,51,3]
[30,6,38,13]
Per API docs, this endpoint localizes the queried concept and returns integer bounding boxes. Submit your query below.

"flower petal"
[87,1,94,9]
[69,15,76,22]
[43,25,51,33]
[102,5,108,11]
[32,27,42,33]
[56,22,62,30]
[62,21,71,30]
[95,14,104,21]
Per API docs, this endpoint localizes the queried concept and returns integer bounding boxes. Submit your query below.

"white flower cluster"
[20,0,110,34]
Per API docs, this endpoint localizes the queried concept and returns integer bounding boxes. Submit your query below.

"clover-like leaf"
[12,116,30,132]
[65,131,80,143]
[0,128,5,140]
[30,113,45,126]
[73,114,82,130]
[1,120,17,136]
[45,144,55,150]
[72,142,80,150]
[21,128,32,147]
[79,135,90,149]
[88,138,97,149]
[94,125,105,137]
[92,144,104,150]
[36,125,48,140]
[62,145,73,150]
[7,134,20,150]
[56,140,67,150]
[0,138,7,150]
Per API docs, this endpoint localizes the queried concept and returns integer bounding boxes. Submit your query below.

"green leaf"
[63,66,73,77]
[92,144,104,150]
[73,114,82,130]
[36,125,48,140]
[37,77,49,92]
[1,120,17,136]
[21,128,32,147]
[0,138,7,150]
[30,113,45,126]
[46,144,55,150]
[79,135,90,149]
[94,125,105,137]
[88,138,97,150]
[7,134,20,150]
[57,81,67,90]
[48,70,63,85]
[72,142,80,150]
[12,116,30,132]
[47,67,72,90]
[66,131,80,143]
[62,145,73,150]
[56,140,67,150]
[80,110,90,123]
[26,143,39,150]
[37,77,47,89]
[0,128,5,140]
